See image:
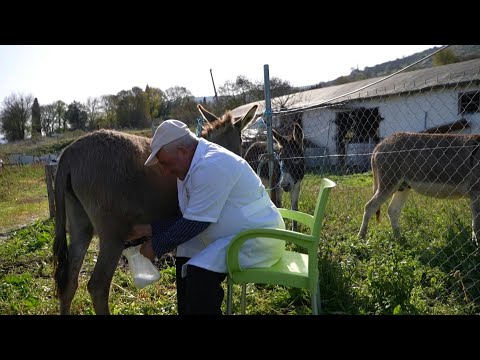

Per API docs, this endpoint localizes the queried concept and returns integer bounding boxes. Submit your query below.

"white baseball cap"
[144,119,193,166]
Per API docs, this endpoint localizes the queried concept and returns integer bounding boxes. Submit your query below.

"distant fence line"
[1,153,58,166]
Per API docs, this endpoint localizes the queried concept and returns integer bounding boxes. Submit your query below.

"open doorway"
[335,107,383,172]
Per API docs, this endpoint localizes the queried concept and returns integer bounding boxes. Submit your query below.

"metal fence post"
[263,64,274,195]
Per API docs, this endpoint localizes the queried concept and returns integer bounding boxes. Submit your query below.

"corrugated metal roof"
[230,58,480,119]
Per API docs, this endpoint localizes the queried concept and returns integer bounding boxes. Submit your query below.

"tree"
[145,85,165,120]
[433,48,459,66]
[163,86,197,125]
[132,87,151,128]
[85,96,101,130]
[165,86,194,104]
[98,95,117,128]
[215,75,303,115]
[0,93,34,141]
[40,103,57,136]
[54,100,67,132]
[65,101,88,130]
[268,77,304,111]
[218,75,258,111]
[170,98,198,126]
[115,90,135,128]
[334,76,352,85]
[31,98,41,139]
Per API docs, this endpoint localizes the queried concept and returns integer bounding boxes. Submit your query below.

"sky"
[0,45,440,106]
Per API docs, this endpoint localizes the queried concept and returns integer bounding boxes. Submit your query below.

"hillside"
[305,45,480,90]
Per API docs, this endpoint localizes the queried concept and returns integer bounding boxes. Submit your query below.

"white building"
[231,58,480,171]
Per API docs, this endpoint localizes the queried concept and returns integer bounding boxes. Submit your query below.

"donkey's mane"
[201,112,234,139]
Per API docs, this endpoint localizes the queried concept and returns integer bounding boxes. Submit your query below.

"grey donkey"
[53,104,257,314]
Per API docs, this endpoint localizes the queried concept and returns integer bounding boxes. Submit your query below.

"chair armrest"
[226,228,315,275]
[278,208,314,230]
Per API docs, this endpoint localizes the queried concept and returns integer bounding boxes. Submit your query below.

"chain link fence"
[240,58,480,314]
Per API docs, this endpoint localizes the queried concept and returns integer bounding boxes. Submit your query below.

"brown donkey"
[358,132,480,241]
[53,104,257,315]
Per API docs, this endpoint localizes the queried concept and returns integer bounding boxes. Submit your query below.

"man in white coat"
[128,119,285,314]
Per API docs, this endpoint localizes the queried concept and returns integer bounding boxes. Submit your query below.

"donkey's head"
[273,123,305,192]
[198,104,257,156]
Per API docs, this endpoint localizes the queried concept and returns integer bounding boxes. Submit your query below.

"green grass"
[0,164,49,234]
[2,164,480,314]
[0,218,307,315]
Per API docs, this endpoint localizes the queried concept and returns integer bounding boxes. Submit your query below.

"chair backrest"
[311,178,336,240]
[226,177,336,300]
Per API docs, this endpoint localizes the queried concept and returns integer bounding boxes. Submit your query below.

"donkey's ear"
[293,123,304,143]
[197,104,219,124]
[235,104,258,132]
[272,128,287,146]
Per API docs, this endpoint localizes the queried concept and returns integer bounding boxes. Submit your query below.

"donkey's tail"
[53,155,69,298]
[372,155,382,222]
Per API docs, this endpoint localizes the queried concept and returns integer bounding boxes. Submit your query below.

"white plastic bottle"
[122,244,160,289]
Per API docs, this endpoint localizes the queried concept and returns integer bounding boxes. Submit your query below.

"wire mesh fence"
[242,58,480,314]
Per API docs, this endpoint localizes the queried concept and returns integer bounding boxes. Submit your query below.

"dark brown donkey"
[244,123,305,230]
[53,104,257,315]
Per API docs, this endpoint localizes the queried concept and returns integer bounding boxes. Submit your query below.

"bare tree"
[216,75,306,114]
[218,75,258,111]
[85,97,101,130]
[98,95,117,128]
[163,86,197,125]
[165,86,193,103]
[0,93,34,141]
[268,77,308,111]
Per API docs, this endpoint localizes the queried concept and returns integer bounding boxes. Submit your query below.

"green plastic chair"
[226,178,336,315]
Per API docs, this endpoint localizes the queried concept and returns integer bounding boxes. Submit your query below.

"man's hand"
[140,238,156,261]
[127,224,152,241]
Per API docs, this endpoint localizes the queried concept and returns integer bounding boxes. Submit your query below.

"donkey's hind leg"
[387,188,411,238]
[59,193,94,315]
[358,185,398,239]
[87,223,127,315]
